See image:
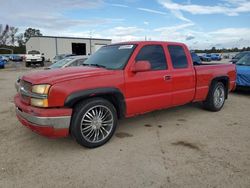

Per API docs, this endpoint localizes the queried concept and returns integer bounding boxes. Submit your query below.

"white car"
[25,50,44,67]
[45,55,88,69]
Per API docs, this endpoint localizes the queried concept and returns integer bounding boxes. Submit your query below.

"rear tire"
[25,62,30,67]
[203,82,226,112]
[70,98,118,148]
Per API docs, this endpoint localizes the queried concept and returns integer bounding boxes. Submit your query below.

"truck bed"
[193,63,236,101]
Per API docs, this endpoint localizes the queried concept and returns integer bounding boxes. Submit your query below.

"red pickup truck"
[15,41,236,148]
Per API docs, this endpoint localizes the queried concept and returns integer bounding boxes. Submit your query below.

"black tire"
[70,97,118,148]
[25,62,30,67]
[203,82,226,112]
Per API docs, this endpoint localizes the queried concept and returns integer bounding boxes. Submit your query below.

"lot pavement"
[0,60,250,188]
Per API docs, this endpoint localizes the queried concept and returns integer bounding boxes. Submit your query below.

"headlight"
[31,84,50,107]
[31,98,48,107]
[32,84,50,95]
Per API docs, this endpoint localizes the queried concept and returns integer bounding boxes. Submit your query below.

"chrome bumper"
[16,107,71,129]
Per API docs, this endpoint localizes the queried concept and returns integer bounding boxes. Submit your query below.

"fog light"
[31,98,48,107]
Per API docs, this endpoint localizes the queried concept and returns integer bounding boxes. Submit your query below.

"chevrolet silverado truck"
[14,41,236,148]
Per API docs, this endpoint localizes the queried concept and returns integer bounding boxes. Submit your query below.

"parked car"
[236,54,250,87]
[223,54,230,59]
[14,41,236,148]
[45,56,88,70]
[231,51,250,64]
[0,55,9,62]
[0,58,5,69]
[190,51,202,65]
[10,55,23,62]
[52,54,76,64]
[25,50,44,67]
[199,54,212,62]
[211,54,221,61]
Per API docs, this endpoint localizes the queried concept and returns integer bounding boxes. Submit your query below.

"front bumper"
[14,94,72,138]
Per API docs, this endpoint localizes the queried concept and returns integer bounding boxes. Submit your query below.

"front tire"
[203,82,226,112]
[70,98,118,148]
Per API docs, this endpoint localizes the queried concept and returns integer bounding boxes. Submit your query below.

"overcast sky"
[1,0,250,49]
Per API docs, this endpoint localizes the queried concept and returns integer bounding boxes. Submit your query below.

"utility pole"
[89,31,92,55]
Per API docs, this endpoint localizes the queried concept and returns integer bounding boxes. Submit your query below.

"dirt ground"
[0,61,250,188]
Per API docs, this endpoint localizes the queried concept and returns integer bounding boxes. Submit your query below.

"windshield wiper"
[236,63,249,66]
[82,63,107,69]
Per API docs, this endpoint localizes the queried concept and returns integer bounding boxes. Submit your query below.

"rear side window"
[136,45,167,70]
[168,45,188,69]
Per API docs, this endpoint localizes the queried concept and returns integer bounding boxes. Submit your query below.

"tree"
[0,24,10,45]
[24,28,43,42]
[0,24,19,46]
[16,33,25,47]
[211,47,216,53]
[9,26,18,45]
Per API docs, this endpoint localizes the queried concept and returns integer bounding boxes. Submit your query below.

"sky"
[0,0,250,49]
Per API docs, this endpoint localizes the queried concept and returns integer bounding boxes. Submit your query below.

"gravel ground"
[0,60,250,188]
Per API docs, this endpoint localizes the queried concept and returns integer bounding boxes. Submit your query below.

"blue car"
[190,51,202,65]
[231,51,250,64]
[211,54,221,61]
[199,54,212,62]
[0,59,5,69]
[10,55,23,62]
[236,54,250,87]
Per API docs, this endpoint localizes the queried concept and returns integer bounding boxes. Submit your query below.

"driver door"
[124,44,172,116]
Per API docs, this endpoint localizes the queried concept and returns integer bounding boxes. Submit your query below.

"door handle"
[164,75,172,81]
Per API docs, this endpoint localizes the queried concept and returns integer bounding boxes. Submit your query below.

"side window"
[68,60,78,67]
[77,58,87,65]
[135,45,167,70]
[168,45,188,69]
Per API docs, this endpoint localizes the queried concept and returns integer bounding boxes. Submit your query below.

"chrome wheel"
[213,84,225,109]
[80,105,114,143]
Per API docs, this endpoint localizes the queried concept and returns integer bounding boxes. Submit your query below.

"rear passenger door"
[167,45,196,106]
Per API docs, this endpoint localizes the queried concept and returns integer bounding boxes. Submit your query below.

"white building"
[26,36,112,61]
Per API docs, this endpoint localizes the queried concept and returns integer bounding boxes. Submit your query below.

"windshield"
[83,44,137,70]
[236,54,250,66]
[234,52,249,59]
[28,50,40,55]
[54,54,65,60]
[49,57,74,68]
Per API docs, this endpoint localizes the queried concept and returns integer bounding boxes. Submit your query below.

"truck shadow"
[22,102,203,151]
[232,87,250,96]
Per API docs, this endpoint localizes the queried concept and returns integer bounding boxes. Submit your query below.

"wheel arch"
[64,87,126,119]
[209,76,229,99]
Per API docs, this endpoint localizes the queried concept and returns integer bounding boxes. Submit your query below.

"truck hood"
[22,67,113,85]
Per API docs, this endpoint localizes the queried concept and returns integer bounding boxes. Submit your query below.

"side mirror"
[131,60,151,72]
